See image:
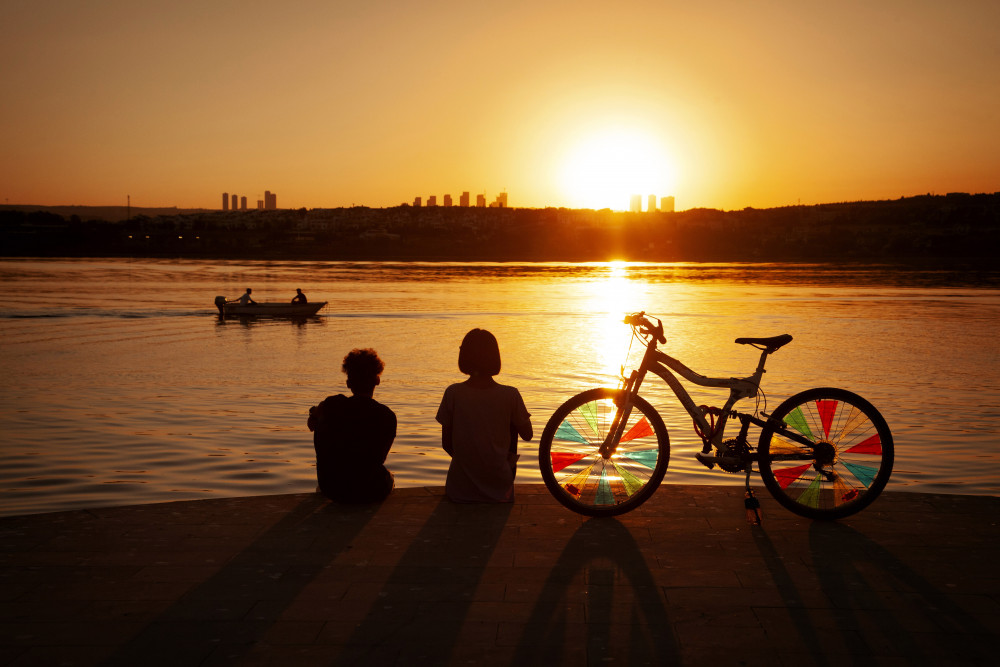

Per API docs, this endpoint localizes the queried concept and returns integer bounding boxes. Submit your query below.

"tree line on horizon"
[2,192,997,263]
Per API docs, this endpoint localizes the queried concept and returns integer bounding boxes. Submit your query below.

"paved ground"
[1,484,997,666]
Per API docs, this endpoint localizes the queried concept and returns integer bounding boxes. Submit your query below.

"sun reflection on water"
[584,262,649,382]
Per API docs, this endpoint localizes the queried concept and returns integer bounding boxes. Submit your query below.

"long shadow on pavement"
[809,521,992,663]
[513,517,680,666]
[334,498,512,665]
[104,494,375,666]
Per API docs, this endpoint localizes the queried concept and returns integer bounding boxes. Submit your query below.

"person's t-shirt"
[436,382,531,503]
[311,394,396,503]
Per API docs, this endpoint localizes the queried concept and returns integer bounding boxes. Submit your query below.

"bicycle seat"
[735,334,793,352]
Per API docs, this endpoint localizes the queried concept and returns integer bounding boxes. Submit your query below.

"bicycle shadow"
[104,493,373,666]
[334,498,513,665]
[807,521,992,663]
[513,517,680,666]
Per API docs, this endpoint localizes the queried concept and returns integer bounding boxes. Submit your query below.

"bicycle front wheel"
[539,388,669,517]
[759,388,893,520]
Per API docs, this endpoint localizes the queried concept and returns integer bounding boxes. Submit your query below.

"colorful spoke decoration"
[842,461,878,488]
[845,434,881,455]
[621,416,653,442]
[555,420,590,445]
[551,451,588,473]
[579,400,600,435]
[773,463,812,489]
[560,463,596,498]
[619,449,659,469]
[816,399,838,438]
[613,462,646,496]
[596,471,614,505]
[797,475,823,508]
[838,406,871,443]
[783,407,815,439]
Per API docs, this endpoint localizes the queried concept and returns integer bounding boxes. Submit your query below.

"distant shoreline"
[2,192,998,264]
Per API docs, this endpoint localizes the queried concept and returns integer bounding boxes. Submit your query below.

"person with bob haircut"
[308,348,396,503]
[436,328,532,503]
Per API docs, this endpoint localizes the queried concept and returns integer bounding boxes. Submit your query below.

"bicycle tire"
[539,388,670,517]
[758,387,893,520]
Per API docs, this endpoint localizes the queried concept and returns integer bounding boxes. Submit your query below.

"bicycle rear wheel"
[539,388,669,517]
[759,388,893,520]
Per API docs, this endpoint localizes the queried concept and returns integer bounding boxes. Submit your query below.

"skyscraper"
[660,196,675,213]
[264,191,277,210]
[413,196,422,207]
[630,195,642,212]
[232,194,238,210]
[476,194,486,208]
[460,191,470,207]
[443,194,453,207]
[240,196,247,211]
[428,195,437,206]
[648,195,657,212]
[222,192,229,211]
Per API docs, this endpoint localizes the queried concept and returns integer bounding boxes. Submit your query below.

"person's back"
[436,329,532,503]
[309,348,396,503]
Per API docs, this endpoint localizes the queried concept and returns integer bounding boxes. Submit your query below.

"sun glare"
[559,128,678,211]
[584,262,646,380]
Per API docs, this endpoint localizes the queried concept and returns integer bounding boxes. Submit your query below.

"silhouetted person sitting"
[238,288,256,306]
[436,328,532,503]
[308,348,396,503]
[291,288,308,304]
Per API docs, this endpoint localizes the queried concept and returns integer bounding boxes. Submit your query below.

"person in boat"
[436,328,532,503]
[307,348,396,503]
[291,288,308,304]
[237,288,256,306]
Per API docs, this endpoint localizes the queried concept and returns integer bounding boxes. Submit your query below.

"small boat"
[215,296,327,318]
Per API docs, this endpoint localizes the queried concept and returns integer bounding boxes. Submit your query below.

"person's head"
[458,328,501,377]
[342,348,385,395]
[245,288,252,294]
[296,288,302,294]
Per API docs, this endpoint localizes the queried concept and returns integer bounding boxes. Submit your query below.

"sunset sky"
[2,1,997,211]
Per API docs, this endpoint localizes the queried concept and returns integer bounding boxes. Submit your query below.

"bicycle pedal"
[695,452,716,470]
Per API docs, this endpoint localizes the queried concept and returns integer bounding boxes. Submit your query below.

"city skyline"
[1,2,997,212]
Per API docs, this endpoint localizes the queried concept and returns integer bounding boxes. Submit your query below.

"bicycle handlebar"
[624,311,666,345]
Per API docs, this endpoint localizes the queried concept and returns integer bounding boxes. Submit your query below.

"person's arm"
[513,389,532,441]
[435,387,454,456]
[441,423,454,456]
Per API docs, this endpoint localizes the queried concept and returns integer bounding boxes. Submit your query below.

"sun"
[559,127,678,211]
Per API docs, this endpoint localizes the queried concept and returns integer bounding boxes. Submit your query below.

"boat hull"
[217,300,327,317]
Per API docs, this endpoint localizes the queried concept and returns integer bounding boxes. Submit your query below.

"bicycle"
[538,312,893,520]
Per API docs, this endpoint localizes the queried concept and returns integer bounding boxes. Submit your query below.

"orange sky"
[1,1,998,211]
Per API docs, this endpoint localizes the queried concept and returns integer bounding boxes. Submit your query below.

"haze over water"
[0,258,997,517]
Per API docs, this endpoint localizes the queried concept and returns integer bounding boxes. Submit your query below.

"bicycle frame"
[599,333,814,461]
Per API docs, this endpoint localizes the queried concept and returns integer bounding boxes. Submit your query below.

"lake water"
[1,258,998,517]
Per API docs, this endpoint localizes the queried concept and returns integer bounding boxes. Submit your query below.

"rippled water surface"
[1,258,997,516]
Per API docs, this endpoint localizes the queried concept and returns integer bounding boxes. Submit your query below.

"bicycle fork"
[598,370,643,459]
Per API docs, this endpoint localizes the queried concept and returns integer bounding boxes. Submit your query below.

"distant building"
[264,191,277,210]
[443,194,453,207]
[495,192,508,208]
[476,194,486,208]
[630,195,642,212]
[232,194,238,210]
[428,195,437,207]
[648,195,657,212]
[460,191,470,207]
[660,196,675,213]
[413,196,422,207]
[240,196,247,211]
[257,199,264,210]
[222,192,229,211]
